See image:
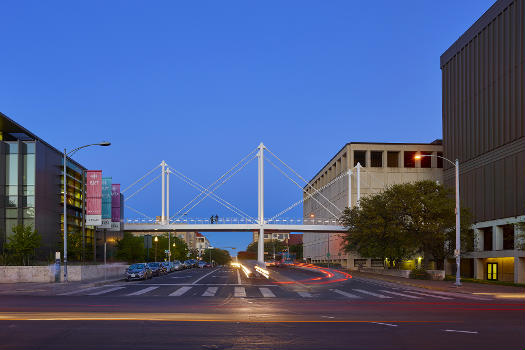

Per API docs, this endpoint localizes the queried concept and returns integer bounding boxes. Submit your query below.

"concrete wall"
[0,263,127,283]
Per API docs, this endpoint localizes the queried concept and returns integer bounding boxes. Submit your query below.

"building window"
[354,151,366,167]
[404,151,416,168]
[371,151,383,167]
[482,227,493,251]
[6,196,18,207]
[437,152,444,168]
[420,152,432,168]
[354,259,367,268]
[487,263,498,280]
[502,225,514,250]
[264,234,269,239]
[5,219,18,238]
[6,154,18,185]
[387,151,399,167]
[23,154,35,185]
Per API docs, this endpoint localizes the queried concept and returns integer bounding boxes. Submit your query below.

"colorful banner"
[85,170,102,226]
[100,177,112,228]
[110,184,121,231]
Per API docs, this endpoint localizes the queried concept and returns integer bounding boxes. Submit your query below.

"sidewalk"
[0,276,123,296]
[346,270,525,297]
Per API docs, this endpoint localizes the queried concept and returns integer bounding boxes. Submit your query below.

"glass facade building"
[1,112,95,261]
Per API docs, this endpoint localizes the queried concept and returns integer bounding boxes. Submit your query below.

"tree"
[146,234,189,262]
[202,248,231,265]
[116,232,145,263]
[340,180,473,270]
[340,191,415,268]
[6,224,41,266]
[289,243,303,260]
[246,240,287,259]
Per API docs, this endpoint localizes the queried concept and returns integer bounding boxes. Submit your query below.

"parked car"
[197,261,208,268]
[183,260,193,269]
[172,260,183,271]
[161,261,170,274]
[147,262,162,276]
[126,263,152,281]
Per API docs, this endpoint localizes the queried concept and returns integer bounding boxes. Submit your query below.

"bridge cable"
[264,146,341,213]
[122,163,161,194]
[125,205,154,220]
[169,147,258,219]
[167,167,257,222]
[264,157,340,219]
[170,153,257,220]
[269,171,348,222]
[124,174,161,202]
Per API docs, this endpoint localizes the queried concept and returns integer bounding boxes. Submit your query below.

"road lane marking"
[380,290,422,299]
[332,289,361,299]
[87,287,125,296]
[192,268,220,285]
[352,289,392,299]
[372,322,398,327]
[126,286,158,296]
[297,291,312,298]
[404,291,453,300]
[234,287,246,297]
[169,286,192,296]
[444,329,478,334]
[236,269,242,284]
[259,287,275,298]
[58,287,105,296]
[202,287,218,297]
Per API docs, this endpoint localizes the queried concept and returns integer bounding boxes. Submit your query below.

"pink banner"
[86,170,102,225]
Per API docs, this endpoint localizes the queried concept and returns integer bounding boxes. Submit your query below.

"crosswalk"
[59,284,489,301]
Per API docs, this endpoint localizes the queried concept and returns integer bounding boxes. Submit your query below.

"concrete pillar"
[431,151,438,168]
[474,258,484,280]
[474,228,484,251]
[515,258,525,284]
[415,152,421,168]
[382,151,387,168]
[494,225,503,251]
[365,151,371,168]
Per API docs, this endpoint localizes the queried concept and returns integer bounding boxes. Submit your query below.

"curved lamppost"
[415,153,461,287]
[63,141,110,282]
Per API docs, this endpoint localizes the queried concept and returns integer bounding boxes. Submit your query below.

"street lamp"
[415,153,461,286]
[154,236,159,262]
[63,141,110,282]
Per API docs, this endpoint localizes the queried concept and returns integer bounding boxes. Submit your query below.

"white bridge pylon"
[123,142,355,265]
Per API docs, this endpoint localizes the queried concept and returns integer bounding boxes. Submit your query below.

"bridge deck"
[123,223,345,233]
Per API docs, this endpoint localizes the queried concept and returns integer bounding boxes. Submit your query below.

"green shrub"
[409,267,430,280]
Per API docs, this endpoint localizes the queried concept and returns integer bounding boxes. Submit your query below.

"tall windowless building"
[440,0,524,283]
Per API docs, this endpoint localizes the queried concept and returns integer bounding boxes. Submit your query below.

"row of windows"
[478,224,515,251]
[352,150,444,168]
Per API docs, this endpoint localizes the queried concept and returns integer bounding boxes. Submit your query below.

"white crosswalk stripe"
[169,286,192,296]
[332,289,361,299]
[259,287,275,298]
[234,287,246,297]
[352,289,392,299]
[202,287,218,297]
[297,291,312,298]
[126,286,158,296]
[403,290,453,300]
[88,287,125,296]
[380,290,422,299]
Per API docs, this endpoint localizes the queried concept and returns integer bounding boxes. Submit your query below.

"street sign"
[454,249,460,257]
[164,250,170,254]
[326,252,330,257]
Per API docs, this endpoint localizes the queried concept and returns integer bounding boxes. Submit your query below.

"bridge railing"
[124,217,341,225]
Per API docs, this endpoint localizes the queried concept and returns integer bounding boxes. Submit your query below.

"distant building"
[195,232,210,255]
[288,234,303,246]
[252,231,290,243]
[303,141,443,269]
[440,0,524,283]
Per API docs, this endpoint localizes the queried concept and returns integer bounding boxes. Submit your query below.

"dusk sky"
[0,1,495,253]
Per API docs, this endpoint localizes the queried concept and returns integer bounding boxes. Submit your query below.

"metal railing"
[124,217,341,225]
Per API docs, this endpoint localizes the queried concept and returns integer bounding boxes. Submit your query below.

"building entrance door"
[487,262,498,280]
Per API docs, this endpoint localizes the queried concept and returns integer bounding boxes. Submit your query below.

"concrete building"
[195,232,210,255]
[252,231,290,243]
[303,141,443,269]
[441,0,524,283]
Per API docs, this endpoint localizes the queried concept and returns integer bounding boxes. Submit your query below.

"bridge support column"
[257,142,265,264]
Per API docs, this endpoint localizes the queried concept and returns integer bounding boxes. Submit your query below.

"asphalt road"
[0,265,523,350]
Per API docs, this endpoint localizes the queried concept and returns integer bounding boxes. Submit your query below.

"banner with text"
[110,183,121,231]
[100,177,112,228]
[85,170,102,226]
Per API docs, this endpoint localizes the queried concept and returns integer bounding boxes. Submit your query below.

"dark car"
[126,263,152,281]
[147,262,162,277]
[183,260,193,269]
[173,260,183,271]
[161,262,170,274]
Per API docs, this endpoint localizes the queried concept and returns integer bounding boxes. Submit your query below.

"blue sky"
[0,1,495,253]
